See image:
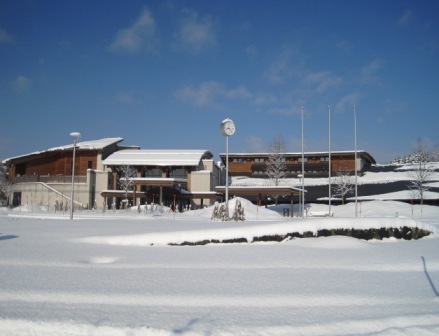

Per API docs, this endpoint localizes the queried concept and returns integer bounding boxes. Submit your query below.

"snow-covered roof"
[220,150,376,163]
[2,138,125,164]
[103,149,213,167]
[48,138,124,151]
[220,150,369,156]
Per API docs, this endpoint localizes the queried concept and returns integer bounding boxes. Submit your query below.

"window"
[88,161,93,169]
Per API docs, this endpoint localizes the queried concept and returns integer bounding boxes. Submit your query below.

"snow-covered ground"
[1,199,439,335]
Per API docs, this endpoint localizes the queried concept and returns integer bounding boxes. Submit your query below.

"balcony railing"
[13,175,87,184]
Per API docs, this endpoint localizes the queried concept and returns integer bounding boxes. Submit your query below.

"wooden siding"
[224,153,362,177]
[10,151,98,179]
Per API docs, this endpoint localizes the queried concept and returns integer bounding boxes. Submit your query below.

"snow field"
[1,199,439,335]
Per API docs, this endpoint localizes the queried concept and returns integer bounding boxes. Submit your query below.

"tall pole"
[70,132,81,220]
[354,106,358,217]
[225,134,229,219]
[328,105,332,216]
[301,106,305,218]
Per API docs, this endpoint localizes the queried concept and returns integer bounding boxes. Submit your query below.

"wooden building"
[2,138,136,208]
[2,140,224,210]
[220,150,376,178]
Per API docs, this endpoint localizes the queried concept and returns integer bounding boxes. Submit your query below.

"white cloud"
[305,71,343,93]
[245,136,267,152]
[264,47,305,86]
[225,85,252,99]
[11,76,31,92]
[360,59,385,84]
[174,9,216,54]
[398,9,412,27]
[0,27,14,44]
[174,81,251,107]
[115,91,137,105]
[245,45,259,59]
[267,107,300,116]
[253,93,278,106]
[334,93,360,113]
[108,7,156,53]
[336,40,352,54]
[264,49,293,85]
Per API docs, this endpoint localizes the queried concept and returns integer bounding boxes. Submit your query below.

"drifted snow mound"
[186,197,283,220]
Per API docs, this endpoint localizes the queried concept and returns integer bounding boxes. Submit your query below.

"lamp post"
[70,132,81,220]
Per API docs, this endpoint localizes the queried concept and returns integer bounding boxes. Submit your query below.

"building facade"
[2,138,224,210]
[220,150,376,178]
[3,138,132,209]
[3,138,382,209]
[101,149,223,209]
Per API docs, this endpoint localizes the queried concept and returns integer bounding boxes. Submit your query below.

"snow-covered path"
[1,202,439,335]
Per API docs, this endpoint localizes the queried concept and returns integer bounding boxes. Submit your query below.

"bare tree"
[333,170,355,204]
[0,164,14,206]
[117,165,137,208]
[431,144,439,162]
[408,138,434,207]
[266,135,287,205]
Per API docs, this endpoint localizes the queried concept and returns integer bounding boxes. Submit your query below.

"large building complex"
[10,136,428,211]
[2,138,222,210]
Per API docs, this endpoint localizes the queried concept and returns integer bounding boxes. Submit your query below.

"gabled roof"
[103,149,213,167]
[2,138,125,165]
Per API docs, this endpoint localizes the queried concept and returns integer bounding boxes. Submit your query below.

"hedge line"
[169,226,431,246]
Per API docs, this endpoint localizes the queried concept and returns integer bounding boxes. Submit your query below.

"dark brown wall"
[225,154,357,176]
[11,151,98,178]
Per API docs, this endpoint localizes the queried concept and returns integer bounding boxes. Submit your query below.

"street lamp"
[70,132,81,220]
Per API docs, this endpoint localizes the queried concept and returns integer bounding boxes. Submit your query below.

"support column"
[290,196,294,218]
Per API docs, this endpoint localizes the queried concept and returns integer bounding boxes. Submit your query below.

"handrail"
[13,175,86,184]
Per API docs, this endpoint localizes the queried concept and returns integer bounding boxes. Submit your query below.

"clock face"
[221,119,235,136]
[224,121,235,135]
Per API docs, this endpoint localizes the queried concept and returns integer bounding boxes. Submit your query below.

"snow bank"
[77,199,437,246]
[185,197,283,220]
[78,217,434,246]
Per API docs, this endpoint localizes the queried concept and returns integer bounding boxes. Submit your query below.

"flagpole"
[354,105,358,217]
[301,106,305,218]
[328,106,331,216]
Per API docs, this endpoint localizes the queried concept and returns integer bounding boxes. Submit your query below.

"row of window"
[232,156,331,163]
[253,169,329,176]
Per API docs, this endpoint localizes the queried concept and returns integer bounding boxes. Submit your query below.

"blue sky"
[1,0,438,163]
